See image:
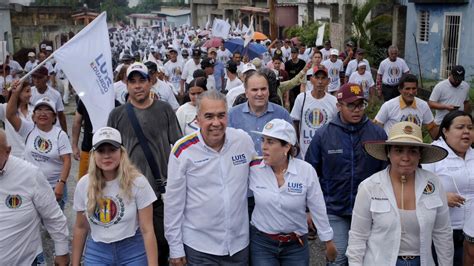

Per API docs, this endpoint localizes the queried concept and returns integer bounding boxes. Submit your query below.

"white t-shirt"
[224,77,243,92]
[290,92,338,158]
[345,59,371,78]
[114,80,127,104]
[18,121,72,187]
[0,104,33,158]
[322,59,344,92]
[226,84,245,109]
[181,59,201,84]
[348,71,375,99]
[164,60,183,94]
[24,60,38,73]
[176,102,199,136]
[207,74,216,91]
[151,79,180,110]
[0,75,13,93]
[429,79,470,125]
[217,49,232,63]
[377,57,410,85]
[374,96,434,135]
[281,46,291,62]
[321,48,331,61]
[30,86,65,113]
[73,175,157,243]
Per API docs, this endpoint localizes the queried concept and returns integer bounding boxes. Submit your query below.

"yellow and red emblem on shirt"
[5,195,22,209]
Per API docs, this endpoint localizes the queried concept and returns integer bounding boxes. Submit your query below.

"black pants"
[381,84,400,102]
[153,198,169,265]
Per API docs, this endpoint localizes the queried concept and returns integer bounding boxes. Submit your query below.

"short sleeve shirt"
[348,71,375,99]
[322,59,344,92]
[429,79,470,125]
[290,92,338,158]
[377,57,410,85]
[73,175,157,243]
[30,86,65,113]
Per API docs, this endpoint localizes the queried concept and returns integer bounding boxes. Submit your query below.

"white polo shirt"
[429,79,470,125]
[165,128,257,258]
[249,157,333,241]
[374,96,434,135]
[0,156,68,264]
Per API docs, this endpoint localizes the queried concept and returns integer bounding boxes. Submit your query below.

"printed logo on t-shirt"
[89,195,125,227]
[232,154,247,166]
[287,182,303,193]
[389,66,401,77]
[400,114,421,126]
[5,194,22,209]
[304,108,328,129]
[360,80,369,91]
[329,68,339,77]
[34,136,52,154]
[423,181,435,195]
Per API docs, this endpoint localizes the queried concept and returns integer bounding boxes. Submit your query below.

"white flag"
[212,19,231,39]
[315,23,326,46]
[243,16,254,47]
[205,15,211,30]
[54,12,114,133]
[0,41,7,65]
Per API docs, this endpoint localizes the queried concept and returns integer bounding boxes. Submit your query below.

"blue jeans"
[250,225,309,266]
[327,214,351,266]
[396,256,421,266]
[184,244,248,265]
[84,230,147,265]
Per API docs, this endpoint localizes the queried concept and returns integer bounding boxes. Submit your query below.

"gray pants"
[184,244,249,266]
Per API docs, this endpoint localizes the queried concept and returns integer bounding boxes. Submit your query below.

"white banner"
[212,19,231,39]
[243,16,254,47]
[54,12,114,133]
[315,23,326,46]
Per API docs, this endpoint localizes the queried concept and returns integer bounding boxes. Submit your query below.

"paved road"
[42,102,328,265]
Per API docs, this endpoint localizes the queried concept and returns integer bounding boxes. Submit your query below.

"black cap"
[291,47,298,53]
[451,65,465,81]
[121,54,133,62]
[144,61,158,73]
[226,60,237,74]
[192,49,201,57]
[201,58,215,69]
[356,48,365,54]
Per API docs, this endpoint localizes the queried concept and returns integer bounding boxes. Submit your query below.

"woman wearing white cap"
[249,118,337,265]
[71,127,158,265]
[7,81,71,210]
[348,61,375,101]
[346,121,453,265]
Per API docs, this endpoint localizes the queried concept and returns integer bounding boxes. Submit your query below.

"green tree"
[283,22,325,47]
[100,0,130,23]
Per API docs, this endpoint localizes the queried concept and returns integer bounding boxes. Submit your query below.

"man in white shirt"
[321,40,332,61]
[180,49,201,94]
[374,73,438,138]
[224,60,242,93]
[145,61,179,111]
[348,62,375,100]
[376,45,410,101]
[429,65,471,126]
[30,66,67,132]
[0,129,69,265]
[165,90,256,266]
[163,47,183,96]
[24,52,38,73]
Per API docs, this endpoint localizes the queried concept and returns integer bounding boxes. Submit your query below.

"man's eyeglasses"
[340,101,368,111]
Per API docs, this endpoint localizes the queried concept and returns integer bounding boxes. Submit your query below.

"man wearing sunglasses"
[305,83,387,265]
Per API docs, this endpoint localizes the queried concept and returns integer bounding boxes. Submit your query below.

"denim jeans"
[184,244,249,266]
[84,230,147,265]
[327,214,351,266]
[250,225,309,266]
[395,256,421,266]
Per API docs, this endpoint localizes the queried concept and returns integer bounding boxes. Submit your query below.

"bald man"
[0,130,70,265]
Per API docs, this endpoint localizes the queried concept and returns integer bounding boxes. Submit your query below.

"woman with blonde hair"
[72,127,158,265]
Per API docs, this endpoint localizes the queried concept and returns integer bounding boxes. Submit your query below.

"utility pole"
[269,0,278,40]
[308,0,314,23]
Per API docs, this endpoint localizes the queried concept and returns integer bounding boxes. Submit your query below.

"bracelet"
[57,179,66,184]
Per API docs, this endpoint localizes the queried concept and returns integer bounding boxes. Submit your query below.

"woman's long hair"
[86,146,142,216]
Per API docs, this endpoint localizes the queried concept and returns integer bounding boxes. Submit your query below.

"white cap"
[241,63,257,74]
[357,62,367,68]
[40,44,46,49]
[92,127,122,150]
[45,46,53,51]
[126,62,149,79]
[330,49,339,56]
[34,97,56,113]
[28,52,36,57]
[252,119,297,145]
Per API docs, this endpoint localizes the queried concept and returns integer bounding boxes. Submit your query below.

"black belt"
[398,256,419,260]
